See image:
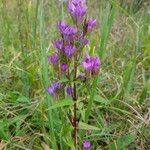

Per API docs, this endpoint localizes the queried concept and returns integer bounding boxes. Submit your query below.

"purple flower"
[47,81,63,95]
[83,141,91,150]
[58,24,77,42]
[79,36,89,46]
[53,40,64,51]
[63,26,77,36]
[81,55,101,76]
[66,86,74,96]
[64,45,76,57]
[68,0,87,23]
[78,73,86,78]
[58,20,77,39]
[87,18,96,32]
[60,64,68,72]
[69,0,86,6]
[48,54,59,64]
[58,20,67,33]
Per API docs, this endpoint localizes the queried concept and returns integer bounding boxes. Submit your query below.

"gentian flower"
[68,0,87,24]
[63,26,78,41]
[64,45,76,57]
[69,0,86,6]
[47,81,63,95]
[83,141,91,150]
[81,55,100,76]
[63,26,77,36]
[58,20,67,34]
[48,54,59,64]
[86,18,96,33]
[60,64,68,72]
[57,23,78,42]
[66,86,74,96]
[53,39,64,51]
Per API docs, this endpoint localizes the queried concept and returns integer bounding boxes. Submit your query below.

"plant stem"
[73,97,77,149]
[73,55,78,149]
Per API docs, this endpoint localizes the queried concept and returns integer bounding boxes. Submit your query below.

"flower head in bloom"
[58,20,67,34]
[81,55,101,76]
[53,40,64,51]
[63,26,78,36]
[68,0,87,23]
[83,141,91,150]
[66,86,74,96]
[59,22,78,41]
[86,18,96,33]
[47,81,63,95]
[48,54,59,64]
[64,45,76,57]
[60,63,68,72]
[69,0,86,6]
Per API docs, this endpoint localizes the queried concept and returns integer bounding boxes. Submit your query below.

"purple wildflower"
[68,0,87,23]
[81,55,101,76]
[63,26,78,41]
[47,81,63,95]
[83,141,91,150]
[53,39,64,51]
[58,20,67,33]
[60,64,68,72]
[66,86,74,96]
[48,54,59,64]
[79,36,89,46]
[64,45,76,57]
[87,18,96,33]
[78,73,86,78]
[63,26,77,36]
[69,0,86,6]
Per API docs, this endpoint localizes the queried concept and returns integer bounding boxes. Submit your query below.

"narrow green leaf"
[0,127,9,141]
[94,95,110,105]
[108,134,135,150]
[16,96,30,103]
[138,86,148,104]
[78,122,100,131]
[47,99,73,110]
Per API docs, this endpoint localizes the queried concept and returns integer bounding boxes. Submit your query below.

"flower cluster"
[47,0,100,96]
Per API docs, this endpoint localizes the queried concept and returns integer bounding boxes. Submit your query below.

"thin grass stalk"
[17,0,30,97]
[38,1,58,149]
[85,77,98,123]
[99,1,115,59]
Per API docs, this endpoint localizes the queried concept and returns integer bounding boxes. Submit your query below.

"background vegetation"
[0,0,150,149]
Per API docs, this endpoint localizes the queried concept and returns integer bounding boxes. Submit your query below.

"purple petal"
[47,81,63,96]
[87,18,97,32]
[48,54,59,64]
[66,86,74,96]
[60,64,68,72]
[63,26,78,36]
[53,39,64,51]
[78,73,86,78]
[58,20,67,33]
[64,45,76,57]
[83,141,91,150]
[47,86,55,95]
[81,55,101,76]
[68,0,87,23]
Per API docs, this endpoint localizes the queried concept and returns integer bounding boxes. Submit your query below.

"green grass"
[0,0,150,149]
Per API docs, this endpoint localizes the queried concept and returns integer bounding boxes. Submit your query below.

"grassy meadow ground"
[0,0,150,149]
